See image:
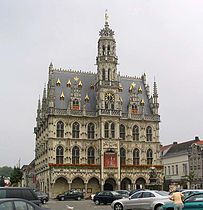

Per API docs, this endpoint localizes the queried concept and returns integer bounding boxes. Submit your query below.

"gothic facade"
[34,15,163,198]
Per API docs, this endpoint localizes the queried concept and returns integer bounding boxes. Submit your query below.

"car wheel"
[77,196,82,201]
[42,199,46,204]
[114,203,123,210]
[60,197,65,201]
[155,205,163,210]
[95,200,100,205]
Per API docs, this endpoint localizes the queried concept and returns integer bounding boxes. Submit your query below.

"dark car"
[115,190,130,198]
[0,198,49,210]
[56,190,84,201]
[0,187,41,206]
[35,191,49,204]
[93,191,123,205]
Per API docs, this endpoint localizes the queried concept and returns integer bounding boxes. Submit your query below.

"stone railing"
[49,108,159,121]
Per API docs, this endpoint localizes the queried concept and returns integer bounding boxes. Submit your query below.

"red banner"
[104,153,117,168]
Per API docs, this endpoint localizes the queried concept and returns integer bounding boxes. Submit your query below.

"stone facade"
[34,14,162,198]
[161,137,200,190]
[188,139,203,189]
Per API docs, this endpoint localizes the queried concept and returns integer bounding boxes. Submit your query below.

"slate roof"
[52,69,152,115]
[163,139,199,158]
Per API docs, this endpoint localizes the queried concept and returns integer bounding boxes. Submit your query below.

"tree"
[0,176,5,187]
[10,167,23,186]
[0,166,13,177]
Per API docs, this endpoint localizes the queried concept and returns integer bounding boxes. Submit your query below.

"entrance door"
[104,183,113,191]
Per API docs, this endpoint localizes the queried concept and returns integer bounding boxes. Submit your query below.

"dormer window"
[132,103,138,113]
[72,99,80,110]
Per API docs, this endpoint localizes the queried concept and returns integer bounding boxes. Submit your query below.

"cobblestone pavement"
[44,199,112,210]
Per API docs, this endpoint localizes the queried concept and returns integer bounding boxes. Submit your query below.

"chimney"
[195,136,199,141]
[173,142,178,145]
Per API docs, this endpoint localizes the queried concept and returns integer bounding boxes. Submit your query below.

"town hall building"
[34,14,163,198]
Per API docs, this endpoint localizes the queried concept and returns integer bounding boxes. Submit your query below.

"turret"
[41,85,47,120]
[96,11,118,83]
[36,96,41,127]
[152,81,159,114]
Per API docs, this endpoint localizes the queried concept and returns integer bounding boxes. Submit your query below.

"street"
[44,199,112,210]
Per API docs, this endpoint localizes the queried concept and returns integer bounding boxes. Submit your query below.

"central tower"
[96,11,122,115]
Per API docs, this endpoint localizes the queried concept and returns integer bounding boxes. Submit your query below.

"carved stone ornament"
[103,141,117,149]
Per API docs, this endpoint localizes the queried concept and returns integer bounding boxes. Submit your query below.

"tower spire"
[105,9,109,27]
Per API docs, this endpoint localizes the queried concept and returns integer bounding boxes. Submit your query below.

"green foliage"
[0,176,5,187]
[0,166,13,177]
[10,167,23,185]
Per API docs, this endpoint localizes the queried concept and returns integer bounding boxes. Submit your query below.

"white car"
[111,190,170,210]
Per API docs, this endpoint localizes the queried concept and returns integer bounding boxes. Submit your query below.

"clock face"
[105,93,115,101]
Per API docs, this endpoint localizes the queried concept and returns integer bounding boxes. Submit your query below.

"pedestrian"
[170,188,184,210]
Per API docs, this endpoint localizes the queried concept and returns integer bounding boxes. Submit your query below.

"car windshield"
[111,191,120,196]
[155,191,169,196]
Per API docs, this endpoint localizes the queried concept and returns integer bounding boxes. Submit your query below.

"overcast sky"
[0,0,203,167]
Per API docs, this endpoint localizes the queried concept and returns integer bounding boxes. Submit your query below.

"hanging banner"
[104,153,117,168]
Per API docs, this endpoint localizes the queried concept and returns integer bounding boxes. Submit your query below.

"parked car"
[0,187,41,206]
[182,189,203,197]
[161,192,203,210]
[56,190,84,201]
[129,188,145,196]
[111,190,170,210]
[35,191,49,204]
[93,191,123,205]
[115,190,130,198]
[0,198,49,210]
[90,192,99,200]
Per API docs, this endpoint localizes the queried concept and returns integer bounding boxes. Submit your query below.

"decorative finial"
[56,78,61,86]
[60,91,65,100]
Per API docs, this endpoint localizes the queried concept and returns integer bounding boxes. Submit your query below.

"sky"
[0,0,203,167]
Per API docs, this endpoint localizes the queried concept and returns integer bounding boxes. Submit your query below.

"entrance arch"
[72,177,85,192]
[136,177,146,189]
[88,177,100,194]
[53,177,68,197]
[104,178,116,191]
[121,178,132,190]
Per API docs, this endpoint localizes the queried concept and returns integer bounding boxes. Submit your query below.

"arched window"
[72,146,80,164]
[133,149,140,165]
[111,123,115,138]
[133,125,139,141]
[108,68,111,81]
[147,149,153,165]
[102,45,105,55]
[88,147,95,164]
[56,146,64,164]
[110,102,114,110]
[146,126,152,142]
[107,45,110,55]
[120,148,126,165]
[120,124,125,140]
[102,69,105,80]
[132,104,138,113]
[56,121,64,138]
[104,122,109,138]
[105,101,108,109]
[72,122,80,138]
[88,123,95,139]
